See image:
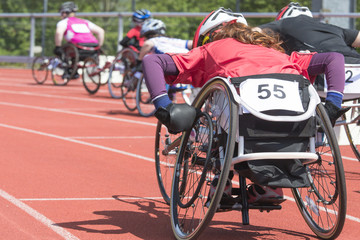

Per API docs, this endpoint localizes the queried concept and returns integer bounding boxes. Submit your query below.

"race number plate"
[71,23,91,33]
[343,65,360,94]
[240,78,305,113]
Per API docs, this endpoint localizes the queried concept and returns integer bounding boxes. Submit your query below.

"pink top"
[57,17,98,44]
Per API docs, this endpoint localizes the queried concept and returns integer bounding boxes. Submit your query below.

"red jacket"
[126,25,145,51]
[167,38,315,87]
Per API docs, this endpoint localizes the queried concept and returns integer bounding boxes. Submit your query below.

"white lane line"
[0,123,155,163]
[20,197,164,201]
[284,196,360,223]
[68,136,155,139]
[2,122,360,225]
[0,88,121,105]
[0,189,79,240]
[341,155,359,162]
[0,101,156,127]
[324,152,358,162]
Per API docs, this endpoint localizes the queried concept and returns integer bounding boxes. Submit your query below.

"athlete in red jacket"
[142,8,347,133]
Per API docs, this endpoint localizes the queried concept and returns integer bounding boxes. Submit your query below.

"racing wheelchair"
[51,43,101,86]
[155,73,346,239]
[316,63,360,161]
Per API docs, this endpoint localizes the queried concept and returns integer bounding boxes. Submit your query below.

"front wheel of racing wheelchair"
[170,78,238,240]
[170,75,346,240]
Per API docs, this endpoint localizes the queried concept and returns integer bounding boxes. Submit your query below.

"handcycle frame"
[155,75,346,240]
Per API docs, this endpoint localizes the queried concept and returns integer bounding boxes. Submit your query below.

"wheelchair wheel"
[51,59,68,86]
[343,98,360,160]
[136,76,155,117]
[292,103,346,240]
[31,56,48,84]
[82,57,101,94]
[108,48,137,99]
[122,74,138,112]
[170,79,238,240]
[155,121,182,205]
[51,44,79,86]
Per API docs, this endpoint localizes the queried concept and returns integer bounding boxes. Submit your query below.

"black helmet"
[59,2,79,14]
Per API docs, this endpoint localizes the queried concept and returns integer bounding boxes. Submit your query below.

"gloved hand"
[135,59,142,72]
[53,46,63,57]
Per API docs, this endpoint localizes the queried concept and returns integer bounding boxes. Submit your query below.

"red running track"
[0,68,359,240]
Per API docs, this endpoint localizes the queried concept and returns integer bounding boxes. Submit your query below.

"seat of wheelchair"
[230,73,318,189]
[76,43,100,61]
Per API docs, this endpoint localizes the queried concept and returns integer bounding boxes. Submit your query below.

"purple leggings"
[142,54,179,100]
[142,52,345,100]
[307,52,345,94]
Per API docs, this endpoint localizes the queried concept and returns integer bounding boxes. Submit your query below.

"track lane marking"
[20,197,164,201]
[0,123,155,162]
[0,101,156,127]
[1,123,360,226]
[68,136,154,139]
[0,88,126,105]
[0,189,80,240]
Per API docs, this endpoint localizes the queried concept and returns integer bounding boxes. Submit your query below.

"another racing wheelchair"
[52,43,101,86]
[316,63,360,160]
[157,73,346,240]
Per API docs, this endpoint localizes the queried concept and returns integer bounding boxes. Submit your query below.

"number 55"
[258,84,286,99]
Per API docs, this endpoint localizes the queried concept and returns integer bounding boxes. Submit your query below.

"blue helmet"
[132,9,152,24]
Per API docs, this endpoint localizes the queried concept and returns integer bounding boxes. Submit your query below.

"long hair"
[212,22,285,53]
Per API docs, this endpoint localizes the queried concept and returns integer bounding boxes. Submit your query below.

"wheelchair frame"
[317,63,360,160]
[51,43,102,86]
[159,75,346,240]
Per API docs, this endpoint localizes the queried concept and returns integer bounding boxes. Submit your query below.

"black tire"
[292,103,346,240]
[136,76,155,117]
[82,57,101,94]
[155,121,182,205]
[342,98,360,161]
[170,79,238,240]
[31,56,48,84]
[51,58,68,86]
[108,48,137,99]
[122,74,138,112]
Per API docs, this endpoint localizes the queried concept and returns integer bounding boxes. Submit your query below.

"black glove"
[135,59,142,72]
[53,46,63,57]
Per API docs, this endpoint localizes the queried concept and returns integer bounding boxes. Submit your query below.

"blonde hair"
[212,22,285,53]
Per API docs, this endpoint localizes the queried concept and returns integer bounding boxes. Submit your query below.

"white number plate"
[240,78,305,113]
[71,24,91,33]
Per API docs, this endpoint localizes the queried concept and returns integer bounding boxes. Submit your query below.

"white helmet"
[140,19,166,38]
[193,7,248,47]
[276,2,313,20]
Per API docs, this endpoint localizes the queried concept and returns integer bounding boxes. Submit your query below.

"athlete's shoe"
[71,72,80,79]
[62,70,79,80]
[324,100,350,127]
[247,184,285,205]
[205,175,241,210]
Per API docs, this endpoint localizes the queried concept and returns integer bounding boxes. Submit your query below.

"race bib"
[343,65,360,94]
[71,23,91,33]
[240,78,305,113]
